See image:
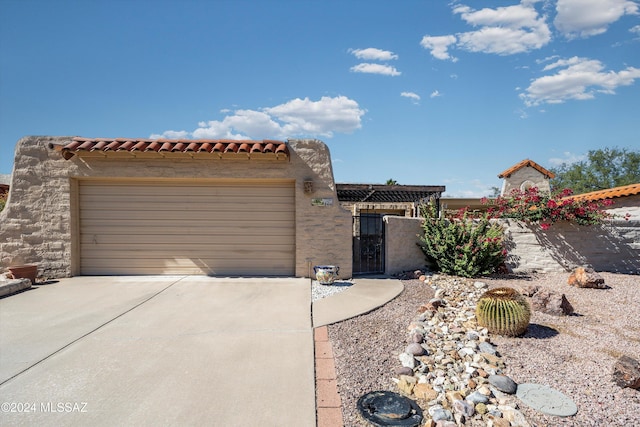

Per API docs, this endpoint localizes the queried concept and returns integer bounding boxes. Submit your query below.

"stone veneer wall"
[501,166,551,196]
[501,200,640,275]
[0,136,353,279]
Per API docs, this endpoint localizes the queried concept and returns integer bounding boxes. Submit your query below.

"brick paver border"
[314,326,344,427]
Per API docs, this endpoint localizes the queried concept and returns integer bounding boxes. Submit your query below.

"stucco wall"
[384,216,427,275]
[0,136,352,279]
[383,210,639,276]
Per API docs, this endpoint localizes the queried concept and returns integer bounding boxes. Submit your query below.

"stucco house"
[498,159,555,196]
[0,136,353,279]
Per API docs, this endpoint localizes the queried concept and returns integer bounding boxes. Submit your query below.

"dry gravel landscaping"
[328,271,640,426]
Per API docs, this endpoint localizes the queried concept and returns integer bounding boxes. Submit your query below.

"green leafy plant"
[418,203,506,278]
[475,287,531,337]
[481,187,619,229]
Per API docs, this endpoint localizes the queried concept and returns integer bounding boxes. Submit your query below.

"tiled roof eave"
[498,159,555,179]
[565,183,640,202]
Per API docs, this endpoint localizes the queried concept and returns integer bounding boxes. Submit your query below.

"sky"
[1,0,639,197]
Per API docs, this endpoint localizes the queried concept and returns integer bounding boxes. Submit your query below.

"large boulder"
[531,289,574,316]
[613,356,640,389]
[568,267,606,289]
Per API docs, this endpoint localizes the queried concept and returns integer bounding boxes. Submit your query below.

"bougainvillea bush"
[481,187,618,230]
[418,203,506,278]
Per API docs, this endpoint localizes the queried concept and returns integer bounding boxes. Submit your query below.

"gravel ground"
[327,272,640,426]
[312,280,353,302]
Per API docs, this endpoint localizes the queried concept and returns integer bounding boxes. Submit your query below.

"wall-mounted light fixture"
[304,180,314,194]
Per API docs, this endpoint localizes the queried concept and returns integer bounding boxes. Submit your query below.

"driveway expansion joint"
[0,277,184,387]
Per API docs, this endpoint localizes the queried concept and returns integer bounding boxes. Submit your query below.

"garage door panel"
[79,209,294,222]
[79,180,295,276]
[79,183,293,198]
[80,222,294,235]
[81,245,294,259]
[81,258,294,276]
[79,198,295,212]
[80,233,294,245]
[81,264,294,276]
[80,229,294,241]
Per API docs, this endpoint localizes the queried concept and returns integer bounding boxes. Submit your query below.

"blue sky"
[1,0,639,197]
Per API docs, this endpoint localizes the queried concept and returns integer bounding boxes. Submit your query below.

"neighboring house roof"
[337,184,445,203]
[568,183,640,202]
[498,159,555,179]
[50,137,290,160]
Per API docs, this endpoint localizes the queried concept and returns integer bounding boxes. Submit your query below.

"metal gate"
[352,212,385,274]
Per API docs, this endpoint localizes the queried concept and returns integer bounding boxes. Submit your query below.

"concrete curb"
[0,279,31,298]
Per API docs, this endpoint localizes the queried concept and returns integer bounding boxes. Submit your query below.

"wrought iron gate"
[352,212,385,274]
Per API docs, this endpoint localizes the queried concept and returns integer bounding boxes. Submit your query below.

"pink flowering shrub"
[481,187,617,229]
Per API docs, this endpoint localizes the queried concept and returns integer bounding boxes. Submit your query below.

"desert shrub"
[418,203,506,278]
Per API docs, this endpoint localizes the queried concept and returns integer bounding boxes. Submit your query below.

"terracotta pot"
[8,265,38,285]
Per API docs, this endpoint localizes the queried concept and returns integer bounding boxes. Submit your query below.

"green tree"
[550,147,640,194]
[385,179,398,185]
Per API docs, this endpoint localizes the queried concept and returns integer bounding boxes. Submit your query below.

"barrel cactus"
[476,287,531,337]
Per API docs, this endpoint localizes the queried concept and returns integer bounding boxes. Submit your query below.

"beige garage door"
[78,179,295,276]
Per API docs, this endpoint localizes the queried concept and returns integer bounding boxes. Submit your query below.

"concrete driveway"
[0,276,315,426]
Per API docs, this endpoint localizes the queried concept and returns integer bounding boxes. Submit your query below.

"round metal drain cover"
[357,391,423,427]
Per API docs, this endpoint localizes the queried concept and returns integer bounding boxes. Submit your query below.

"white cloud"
[420,35,458,61]
[401,92,421,103]
[430,90,442,98]
[264,96,365,136]
[454,2,551,55]
[422,1,551,59]
[149,130,190,139]
[350,63,401,76]
[150,96,365,140]
[554,0,639,39]
[442,178,498,198]
[193,109,281,139]
[548,151,587,167]
[536,55,560,64]
[631,24,640,35]
[349,48,398,61]
[520,56,640,106]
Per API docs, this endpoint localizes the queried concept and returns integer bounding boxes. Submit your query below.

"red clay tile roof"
[567,183,640,202]
[50,137,289,160]
[498,159,555,179]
